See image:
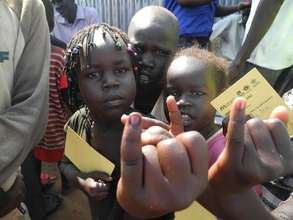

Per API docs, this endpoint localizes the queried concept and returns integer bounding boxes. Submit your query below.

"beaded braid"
[62,23,134,112]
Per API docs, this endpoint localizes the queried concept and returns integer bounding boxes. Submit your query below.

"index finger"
[166,96,183,136]
[225,97,246,161]
[120,113,143,191]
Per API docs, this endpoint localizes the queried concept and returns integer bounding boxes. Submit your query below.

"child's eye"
[190,91,206,96]
[114,67,129,75]
[87,71,103,80]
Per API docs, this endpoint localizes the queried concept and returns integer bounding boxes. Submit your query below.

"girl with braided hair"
[59,23,174,220]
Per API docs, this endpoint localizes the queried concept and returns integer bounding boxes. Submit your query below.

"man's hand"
[0,175,26,217]
[117,112,208,219]
[208,97,293,195]
[77,171,112,201]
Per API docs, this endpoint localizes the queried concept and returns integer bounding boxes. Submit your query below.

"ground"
[44,163,91,220]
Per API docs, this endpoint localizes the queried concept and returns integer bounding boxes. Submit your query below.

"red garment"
[34,46,67,162]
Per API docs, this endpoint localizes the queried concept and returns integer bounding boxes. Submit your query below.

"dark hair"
[62,23,134,112]
[175,46,228,93]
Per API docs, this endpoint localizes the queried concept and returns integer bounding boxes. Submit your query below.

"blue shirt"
[164,0,219,38]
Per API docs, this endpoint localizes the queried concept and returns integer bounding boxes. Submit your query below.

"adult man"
[164,0,250,48]
[210,8,250,62]
[0,0,50,217]
[52,0,99,43]
[128,6,179,114]
[229,0,292,95]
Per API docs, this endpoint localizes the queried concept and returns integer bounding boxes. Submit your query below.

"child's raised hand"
[166,95,184,136]
[208,97,293,195]
[117,113,208,219]
[121,95,183,136]
[77,171,112,200]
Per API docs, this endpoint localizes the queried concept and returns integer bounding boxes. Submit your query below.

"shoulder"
[8,0,47,42]
[66,107,91,136]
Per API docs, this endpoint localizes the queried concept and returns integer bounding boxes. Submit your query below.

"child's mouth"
[181,114,192,127]
[104,96,124,107]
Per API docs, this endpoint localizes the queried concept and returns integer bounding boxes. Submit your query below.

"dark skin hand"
[199,98,293,220]
[77,171,112,201]
[117,96,208,219]
[0,176,26,217]
[208,98,293,195]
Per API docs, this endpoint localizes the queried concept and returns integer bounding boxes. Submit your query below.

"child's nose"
[177,95,191,107]
[102,73,119,89]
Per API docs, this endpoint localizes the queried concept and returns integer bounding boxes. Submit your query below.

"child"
[60,23,174,220]
[128,6,179,114]
[153,46,227,167]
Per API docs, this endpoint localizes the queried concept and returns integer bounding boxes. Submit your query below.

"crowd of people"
[0,0,292,219]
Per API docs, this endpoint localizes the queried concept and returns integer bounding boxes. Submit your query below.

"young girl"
[152,46,227,167]
[60,23,174,220]
[152,46,262,194]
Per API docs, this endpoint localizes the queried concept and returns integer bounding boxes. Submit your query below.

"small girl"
[60,23,174,220]
[152,47,262,196]
[152,46,228,167]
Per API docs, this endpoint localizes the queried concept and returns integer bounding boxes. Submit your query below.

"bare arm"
[229,0,284,81]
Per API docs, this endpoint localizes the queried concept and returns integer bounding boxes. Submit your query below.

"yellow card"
[211,68,293,135]
[65,127,115,175]
[175,202,216,220]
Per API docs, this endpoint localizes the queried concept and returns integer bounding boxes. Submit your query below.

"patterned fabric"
[34,46,67,163]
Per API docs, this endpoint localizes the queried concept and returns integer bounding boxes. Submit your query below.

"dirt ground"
[43,163,91,220]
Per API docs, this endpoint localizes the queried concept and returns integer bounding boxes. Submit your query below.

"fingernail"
[129,114,141,128]
[236,98,246,110]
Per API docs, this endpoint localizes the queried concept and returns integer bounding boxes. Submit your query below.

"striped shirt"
[34,46,67,162]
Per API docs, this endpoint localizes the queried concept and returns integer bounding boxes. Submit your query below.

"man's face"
[53,0,75,22]
[129,24,176,90]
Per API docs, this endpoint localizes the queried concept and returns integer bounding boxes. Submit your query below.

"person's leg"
[21,151,46,220]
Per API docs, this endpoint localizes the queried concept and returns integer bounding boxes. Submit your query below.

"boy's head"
[52,0,76,23]
[65,24,136,122]
[164,47,228,135]
[128,6,179,90]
